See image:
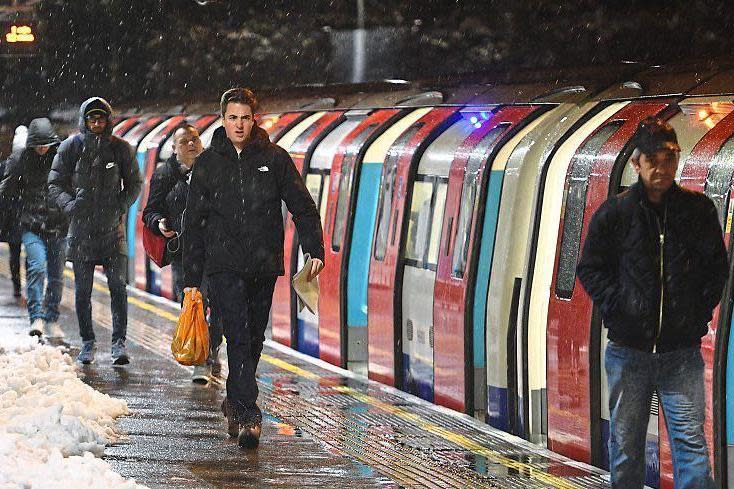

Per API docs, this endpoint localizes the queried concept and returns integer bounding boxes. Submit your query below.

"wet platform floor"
[0,250,611,488]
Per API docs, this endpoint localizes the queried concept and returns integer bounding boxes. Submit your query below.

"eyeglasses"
[85,114,107,123]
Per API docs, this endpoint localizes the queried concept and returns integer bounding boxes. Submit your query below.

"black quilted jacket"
[577,180,728,352]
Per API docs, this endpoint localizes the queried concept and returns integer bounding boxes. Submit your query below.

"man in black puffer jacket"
[183,88,324,448]
[142,123,223,384]
[48,97,142,366]
[0,119,65,333]
[577,117,728,488]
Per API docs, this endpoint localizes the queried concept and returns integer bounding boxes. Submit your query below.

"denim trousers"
[209,272,276,422]
[21,232,66,323]
[73,253,128,344]
[605,341,714,489]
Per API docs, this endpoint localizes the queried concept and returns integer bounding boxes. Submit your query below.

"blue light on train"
[464,111,492,130]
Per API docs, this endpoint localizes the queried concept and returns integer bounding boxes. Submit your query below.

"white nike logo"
[105,162,115,169]
[258,166,269,172]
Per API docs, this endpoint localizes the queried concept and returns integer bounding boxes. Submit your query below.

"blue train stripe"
[297,318,320,358]
[128,151,147,273]
[347,162,383,329]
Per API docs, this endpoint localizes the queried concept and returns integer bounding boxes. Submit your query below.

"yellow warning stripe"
[60,267,582,488]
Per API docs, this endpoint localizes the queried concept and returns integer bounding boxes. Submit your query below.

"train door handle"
[445,217,454,256]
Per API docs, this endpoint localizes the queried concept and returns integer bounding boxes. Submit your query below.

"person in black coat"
[48,97,142,366]
[142,123,223,383]
[577,117,727,488]
[0,125,27,298]
[0,118,66,337]
[183,88,325,448]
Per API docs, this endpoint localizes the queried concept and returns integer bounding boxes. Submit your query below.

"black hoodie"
[0,118,67,237]
[183,125,324,287]
[48,97,142,262]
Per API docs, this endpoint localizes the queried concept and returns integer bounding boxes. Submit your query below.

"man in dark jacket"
[142,123,223,383]
[184,88,324,448]
[0,125,27,298]
[577,117,728,488]
[48,97,142,366]
[0,118,66,337]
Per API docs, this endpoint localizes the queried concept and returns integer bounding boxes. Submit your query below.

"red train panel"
[433,105,542,413]
[319,108,401,367]
[271,111,346,348]
[367,107,459,387]
[546,101,673,464]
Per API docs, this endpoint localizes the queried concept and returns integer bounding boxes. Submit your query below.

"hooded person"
[0,118,66,336]
[48,97,142,365]
[0,124,27,298]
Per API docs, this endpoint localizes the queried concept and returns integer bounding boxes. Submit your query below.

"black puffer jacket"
[48,97,142,262]
[577,180,728,352]
[142,155,191,263]
[183,125,324,287]
[0,157,22,243]
[0,119,67,238]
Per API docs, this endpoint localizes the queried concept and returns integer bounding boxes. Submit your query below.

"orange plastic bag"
[171,288,210,366]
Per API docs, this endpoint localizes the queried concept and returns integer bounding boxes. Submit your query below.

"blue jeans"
[21,232,66,323]
[72,253,128,343]
[605,341,714,489]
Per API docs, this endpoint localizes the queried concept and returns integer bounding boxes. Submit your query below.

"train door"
[293,113,365,358]
[271,111,345,350]
[319,108,402,369]
[133,115,186,293]
[367,107,459,387]
[112,117,140,137]
[348,108,432,379]
[258,112,309,143]
[432,105,546,414]
[120,116,165,280]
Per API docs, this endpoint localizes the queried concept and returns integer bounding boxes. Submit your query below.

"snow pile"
[0,332,147,488]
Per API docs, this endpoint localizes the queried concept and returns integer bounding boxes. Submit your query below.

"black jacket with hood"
[0,118,67,238]
[577,180,729,352]
[183,125,324,287]
[48,97,142,262]
[142,154,191,263]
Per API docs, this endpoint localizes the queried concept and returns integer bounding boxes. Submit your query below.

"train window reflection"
[427,182,448,267]
[332,126,375,251]
[405,180,433,264]
[556,123,621,299]
[451,126,504,278]
[704,136,734,229]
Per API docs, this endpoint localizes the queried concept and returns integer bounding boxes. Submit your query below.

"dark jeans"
[209,272,276,422]
[22,232,66,323]
[605,342,714,489]
[8,241,21,291]
[73,253,128,344]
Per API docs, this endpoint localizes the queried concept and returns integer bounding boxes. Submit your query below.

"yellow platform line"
[59,268,587,489]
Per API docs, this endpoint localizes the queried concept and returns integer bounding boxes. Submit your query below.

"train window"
[427,181,448,267]
[373,124,422,261]
[320,175,330,223]
[555,123,621,300]
[305,174,322,207]
[704,136,734,228]
[451,126,505,278]
[404,180,434,266]
[332,126,376,251]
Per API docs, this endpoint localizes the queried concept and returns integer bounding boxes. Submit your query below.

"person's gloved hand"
[65,189,92,217]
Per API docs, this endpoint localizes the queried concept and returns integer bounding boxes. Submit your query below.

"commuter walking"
[48,98,142,365]
[0,118,67,337]
[577,117,728,488]
[183,88,324,448]
[142,123,223,383]
[0,125,28,299]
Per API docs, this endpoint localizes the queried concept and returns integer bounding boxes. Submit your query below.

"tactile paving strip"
[0,258,610,489]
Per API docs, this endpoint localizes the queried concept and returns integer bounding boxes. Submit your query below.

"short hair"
[220,88,258,115]
[173,123,199,139]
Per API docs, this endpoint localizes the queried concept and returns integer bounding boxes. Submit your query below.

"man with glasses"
[49,97,142,365]
[578,117,728,488]
[143,123,223,383]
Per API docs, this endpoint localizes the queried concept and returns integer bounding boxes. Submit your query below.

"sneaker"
[221,397,240,438]
[111,340,129,365]
[29,318,44,337]
[238,420,262,449]
[77,340,96,364]
[45,321,65,340]
[192,364,211,385]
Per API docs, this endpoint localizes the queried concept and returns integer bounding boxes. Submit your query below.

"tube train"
[105,64,734,488]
